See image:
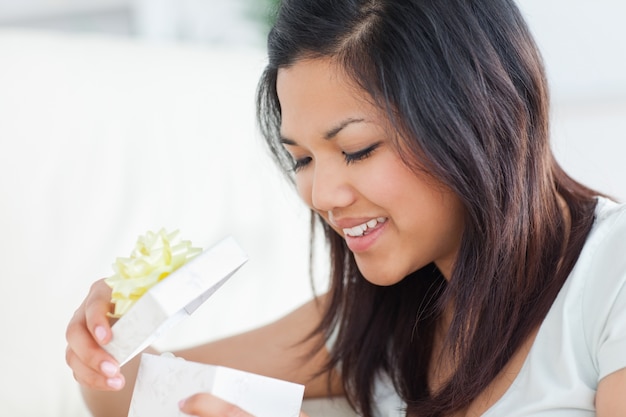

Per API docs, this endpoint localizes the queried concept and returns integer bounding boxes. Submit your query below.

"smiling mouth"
[343,217,387,237]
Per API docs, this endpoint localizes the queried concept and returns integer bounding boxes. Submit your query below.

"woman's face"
[276,58,465,284]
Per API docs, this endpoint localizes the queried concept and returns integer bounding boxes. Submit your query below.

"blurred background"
[0,0,276,45]
[0,0,623,193]
[0,1,624,416]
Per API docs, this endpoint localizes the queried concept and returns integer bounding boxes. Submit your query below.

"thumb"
[179,393,253,416]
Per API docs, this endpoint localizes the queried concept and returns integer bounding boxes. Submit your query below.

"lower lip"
[344,221,387,253]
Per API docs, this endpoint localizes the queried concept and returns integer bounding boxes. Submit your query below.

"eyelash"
[292,157,311,172]
[343,143,380,165]
[291,143,381,172]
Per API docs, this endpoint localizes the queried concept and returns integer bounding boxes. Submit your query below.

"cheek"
[365,163,415,202]
[295,174,314,207]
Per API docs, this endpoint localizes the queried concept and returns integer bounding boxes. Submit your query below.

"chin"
[355,256,425,287]
[357,267,405,287]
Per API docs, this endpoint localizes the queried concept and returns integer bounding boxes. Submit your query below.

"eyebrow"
[324,117,366,139]
[280,117,366,145]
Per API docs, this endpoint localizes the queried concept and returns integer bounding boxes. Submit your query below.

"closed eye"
[343,142,381,165]
[292,156,312,172]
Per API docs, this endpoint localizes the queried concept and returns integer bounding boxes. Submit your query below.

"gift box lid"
[105,236,247,366]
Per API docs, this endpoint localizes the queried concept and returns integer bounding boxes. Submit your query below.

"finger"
[299,413,310,417]
[65,344,125,391]
[66,304,119,369]
[65,280,121,382]
[179,393,253,417]
[83,278,114,345]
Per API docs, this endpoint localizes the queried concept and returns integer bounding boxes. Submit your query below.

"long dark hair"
[256,0,598,416]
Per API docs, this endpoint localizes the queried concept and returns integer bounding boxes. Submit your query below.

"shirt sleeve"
[582,202,626,381]
[596,277,626,380]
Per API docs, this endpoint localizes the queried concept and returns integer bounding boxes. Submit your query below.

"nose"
[309,162,356,212]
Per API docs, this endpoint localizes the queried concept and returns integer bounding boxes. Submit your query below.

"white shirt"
[373,197,626,416]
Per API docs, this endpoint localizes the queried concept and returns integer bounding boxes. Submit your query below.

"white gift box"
[129,353,305,417]
[104,236,248,366]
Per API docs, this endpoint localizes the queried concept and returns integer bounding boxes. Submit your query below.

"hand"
[179,393,310,417]
[65,278,125,391]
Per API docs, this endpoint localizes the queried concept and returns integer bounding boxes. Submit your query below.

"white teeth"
[345,225,365,237]
[343,217,387,237]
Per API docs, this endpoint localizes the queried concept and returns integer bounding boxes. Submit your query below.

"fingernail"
[106,377,123,390]
[100,361,118,377]
[178,399,186,409]
[95,326,107,342]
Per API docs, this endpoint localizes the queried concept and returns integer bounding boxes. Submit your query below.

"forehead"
[276,58,382,137]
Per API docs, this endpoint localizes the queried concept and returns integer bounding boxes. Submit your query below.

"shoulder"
[578,197,626,380]
[578,197,626,290]
[592,196,626,236]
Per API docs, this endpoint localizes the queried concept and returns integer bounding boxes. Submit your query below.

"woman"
[65,0,626,416]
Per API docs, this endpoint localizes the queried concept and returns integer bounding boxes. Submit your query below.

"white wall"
[517,0,626,200]
[0,0,128,21]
